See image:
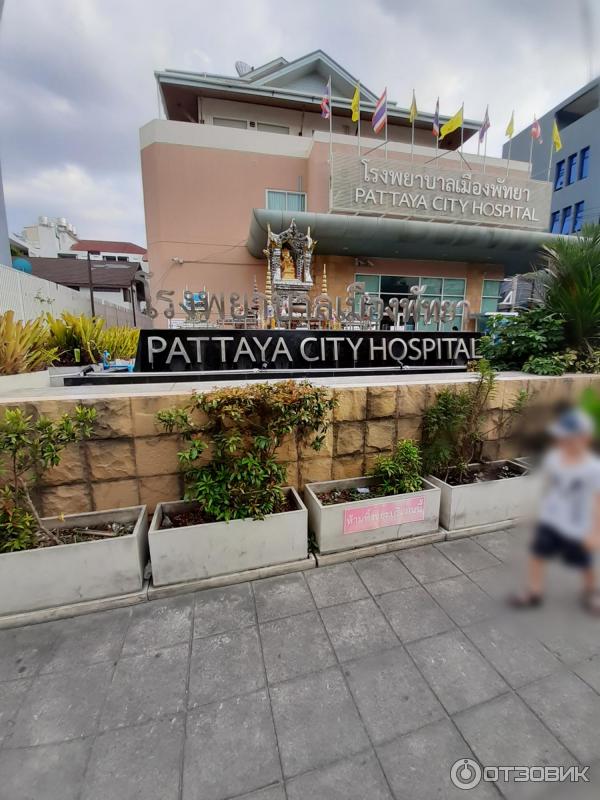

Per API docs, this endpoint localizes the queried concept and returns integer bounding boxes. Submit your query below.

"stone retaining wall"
[3,374,599,517]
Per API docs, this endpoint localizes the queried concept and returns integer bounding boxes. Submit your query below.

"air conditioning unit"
[249,121,256,128]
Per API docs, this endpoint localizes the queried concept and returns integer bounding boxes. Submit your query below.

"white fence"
[0,263,152,328]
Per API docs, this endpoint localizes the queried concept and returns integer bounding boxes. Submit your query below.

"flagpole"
[506,109,513,176]
[410,89,415,164]
[528,118,535,178]
[459,102,464,163]
[546,136,554,182]
[384,89,388,160]
[328,76,333,210]
[357,82,361,157]
[482,128,488,174]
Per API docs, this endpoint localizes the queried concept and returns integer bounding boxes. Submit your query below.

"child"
[511,408,600,615]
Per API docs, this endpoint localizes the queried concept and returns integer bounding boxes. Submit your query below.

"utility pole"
[87,250,100,316]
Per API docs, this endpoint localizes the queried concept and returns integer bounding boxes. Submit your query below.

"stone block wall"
[2,373,598,517]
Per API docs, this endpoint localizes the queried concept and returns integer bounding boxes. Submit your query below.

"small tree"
[157,380,336,521]
[369,440,423,496]
[0,406,96,552]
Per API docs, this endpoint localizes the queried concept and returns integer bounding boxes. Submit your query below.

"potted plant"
[0,406,148,617]
[422,361,530,532]
[0,311,55,391]
[305,439,441,554]
[150,380,335,587]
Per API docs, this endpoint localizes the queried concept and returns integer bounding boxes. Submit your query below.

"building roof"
[24,258,144,289]
[70,240,147,255]
[156,49,481,149]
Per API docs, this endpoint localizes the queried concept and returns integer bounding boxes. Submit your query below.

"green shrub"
[369,440,423,496]
[0,311,57,375]
[522,350,577,376]
[157,380,336,522]
[478,309,566,371]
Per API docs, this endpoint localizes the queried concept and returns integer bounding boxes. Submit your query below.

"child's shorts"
[531,523,592,569]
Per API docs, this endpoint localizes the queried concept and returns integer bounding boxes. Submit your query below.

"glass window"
[213,117,247,129]
[550,210,560,233]
[567,153,578,184]
[482,279,502,298]
[256,122,289,135]
[266,190,306,212]
[573,201,585,232]
[481,297,501,314]
[579,146,590,179]
[554,160,565,190]
[420,278,442,295]
[442,278,466,296]
[481,280,502,315]
[560,206,573,234]
[380,276,416,295]
[355,274,380,293]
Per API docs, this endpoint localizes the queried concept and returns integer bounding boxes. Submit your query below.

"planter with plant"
[422,362,531,532]
[0,311,56,390]
[305,439,441,554]
[0,406,148,617]
[45,313,140,375]
[149,381,335,586]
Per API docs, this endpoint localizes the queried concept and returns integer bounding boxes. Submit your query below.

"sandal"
[582,590,600,616]
[508,592,544,609]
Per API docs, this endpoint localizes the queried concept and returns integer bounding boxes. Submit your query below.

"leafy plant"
[477,309,566,371]
[574,349,600,373]
[0,311,57,376]
[0,406,96,552]
[45,312,105,365]
[369,440,423,496]
[157,381,336,522]
[522,350,577,376]
[100,326,140,360]
[421,360,527,482]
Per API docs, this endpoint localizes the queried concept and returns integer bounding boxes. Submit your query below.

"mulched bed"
[444,461,524,486]
[39,521,135,547]
[160,494,296,529]
[318,485,386,506]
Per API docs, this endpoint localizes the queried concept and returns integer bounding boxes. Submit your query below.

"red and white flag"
[320,77,331,119]
[531,116,542,144]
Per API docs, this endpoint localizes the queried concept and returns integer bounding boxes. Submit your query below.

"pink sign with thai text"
[343,496,425,535]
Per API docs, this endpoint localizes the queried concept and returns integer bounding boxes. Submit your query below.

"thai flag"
[531,116,542,144]
[372,89,387,134]
[432,97,440,137]
[478,106,490,143]
[321,79,331,119]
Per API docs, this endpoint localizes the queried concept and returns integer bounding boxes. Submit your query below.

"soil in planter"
[317,485,390,506]
[39,521,135,547]
[160,495,296,529]
[444,461,524,487]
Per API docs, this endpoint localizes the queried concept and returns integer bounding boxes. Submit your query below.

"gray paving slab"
[99,643,189,730]
[253,572,315,621]
[523,607,600,664]
[377,585,455,643]
[122,595,193,655]
[286,749,393,800]
[352,553,417,595]
[193,582,256,637]
[0,678,30,745]
[259,610,336,684]
[82,716,185,800]
[425,574,498,626]
[469,564,517,600]
[183,690,281,800]
[475,530,520,563]
[0,622,58,680]
[306,562,369,607]
[0,738,91,800]
[436,539,503,572]
[236,785,286,800]
[343,646,445,744]
[573,654,600,693]
[270,666,369,778]
[398,544,462,583]
[407,629,509,714]
[320,598,398,662]
[188,626,265,708]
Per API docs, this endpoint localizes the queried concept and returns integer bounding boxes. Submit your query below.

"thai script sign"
[343,497,426,534]
[331,154,551,230]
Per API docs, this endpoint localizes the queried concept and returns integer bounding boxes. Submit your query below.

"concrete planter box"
[48,366,85,387]
[0,505,148,617]
[427,460,530,531]
[304,476,441,554]
[149,488,308,587]
[0,369,50,393]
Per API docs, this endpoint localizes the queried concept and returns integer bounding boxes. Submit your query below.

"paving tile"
[270,666,369,778]
[469,564,516,600]
[407,629,508,714]
[573,654,600,693]
[436,539,502,572]
[474,530,519,563]
[0,622,58,681]
[425,575,497,626]
[193,582,256,637]
[377,718,500,800]
[253,573,315,621]
[236,786,286,800]
[82,716,184,800]
[100,643,189,730]
[525,607,600,664]
[344,646,445,744]
[353,554,417,595]
[286,749,393,800]
[518,671,600,764]
[378,586,455,643]
[321,598,398,662]
[122,595,193,655]
[40,607,132,673]
[0,738,90,800]
[306,563,369,608]
[183,690,280,800]
[462,618,563,688]
[188,626,264,707]
[398,544,461,584]
[260,611,336,684]
[9,662,113,747]
[0,678,30,745]
[454,693,575,800]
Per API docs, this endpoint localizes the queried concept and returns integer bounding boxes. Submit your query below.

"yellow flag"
[505,111,514,138]
[439,105,463,140]
[409,90,417,124]
[351,85,360,123]
[552,119,562,151]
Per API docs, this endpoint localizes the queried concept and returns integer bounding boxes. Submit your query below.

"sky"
[0,0,598,247]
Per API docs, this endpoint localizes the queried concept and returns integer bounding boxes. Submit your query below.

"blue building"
[503,79,598,234]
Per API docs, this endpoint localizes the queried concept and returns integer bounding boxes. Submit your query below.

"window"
[567,153,578,184]
[104,256,117,262]
[213,117,247,129]
[266,190,306,212]
[554,160,565,190]
[256,122,289,135]
[579,146,590,179]
[560,206,573,234]
[481,279,502,315]
[573,201,585,232]
[550,210,560,233]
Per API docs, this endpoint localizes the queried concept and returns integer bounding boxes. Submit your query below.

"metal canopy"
[247,209,553,274]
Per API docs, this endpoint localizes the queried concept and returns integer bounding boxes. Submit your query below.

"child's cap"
[548,408,595,439]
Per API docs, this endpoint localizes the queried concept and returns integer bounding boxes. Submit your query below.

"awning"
[247,209,553,274]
